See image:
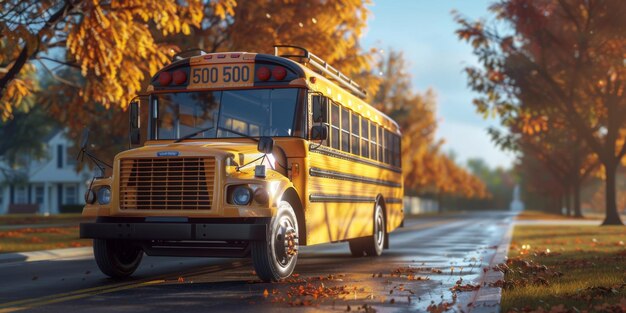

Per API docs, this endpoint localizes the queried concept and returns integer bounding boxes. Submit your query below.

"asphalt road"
[0,211,514,313]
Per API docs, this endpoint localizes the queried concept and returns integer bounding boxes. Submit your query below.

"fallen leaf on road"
[450,283,480,292]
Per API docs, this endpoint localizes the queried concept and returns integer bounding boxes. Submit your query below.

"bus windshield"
[153,88,303,140]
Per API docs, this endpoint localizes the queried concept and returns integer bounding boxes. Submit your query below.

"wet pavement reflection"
[13,211,514,313]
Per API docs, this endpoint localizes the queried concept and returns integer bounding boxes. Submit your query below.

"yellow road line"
[0,280,141,309]
[0,220,451,311]
[0,260,249,312]
[0,280,165,313]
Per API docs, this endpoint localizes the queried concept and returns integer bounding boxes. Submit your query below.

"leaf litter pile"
[257,265,458,310]
[0,226,89,252]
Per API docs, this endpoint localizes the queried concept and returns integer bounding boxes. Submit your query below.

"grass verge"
[515,210,601,221]
[0,213,92,226]
[501,225,626,312]
[0,226,90,253]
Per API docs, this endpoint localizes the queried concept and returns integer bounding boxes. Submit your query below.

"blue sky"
[361,1,515,169]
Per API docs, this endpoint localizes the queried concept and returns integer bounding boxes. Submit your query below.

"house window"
[66,147,77,167]
[57,145,63,168]
[15,186,28,204]
[64,185,78,205]
[35,186,44,205]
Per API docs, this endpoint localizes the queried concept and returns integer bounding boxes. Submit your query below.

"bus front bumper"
[80,222,267,241]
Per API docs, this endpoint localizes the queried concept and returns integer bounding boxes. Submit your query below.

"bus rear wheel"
[251,201,299,282]
[93,239,143,279]
[349,203,385,257]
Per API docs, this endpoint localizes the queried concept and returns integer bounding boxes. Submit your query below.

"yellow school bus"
[80,45,403,282]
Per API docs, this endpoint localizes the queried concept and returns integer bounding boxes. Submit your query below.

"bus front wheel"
[251,201,299,282]
[349,203,385,257]
[93,239,143,279]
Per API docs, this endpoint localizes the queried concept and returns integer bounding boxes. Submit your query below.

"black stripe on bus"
[309,194,375,203]
[385,198,404,204]
[308,144,402,173]
[309,167,402,188]
[309,195,405,205]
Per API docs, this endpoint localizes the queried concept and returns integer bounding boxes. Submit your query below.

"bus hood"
[115,141,264,162]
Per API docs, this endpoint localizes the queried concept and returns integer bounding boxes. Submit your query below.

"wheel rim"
[113,241,140,265]
[375,205,384,248]
[272,212,299,268]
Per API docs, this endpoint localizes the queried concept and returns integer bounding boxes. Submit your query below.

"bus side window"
[312,95,330,146]
[330,103,340,150]
[312,96,327,123]
[361,119,369,158]
[341,107,350,153]
[394,134,401,167]
[370,123,377,161]
[378,126,384,163]
[384,130,392,165]
[351,112,360,155]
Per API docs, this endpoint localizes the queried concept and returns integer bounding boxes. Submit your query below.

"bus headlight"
[97,187,111,205]
[232,186,252,205]
[84,190,96,204]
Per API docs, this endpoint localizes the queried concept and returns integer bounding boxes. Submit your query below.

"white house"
[0,129,93,215]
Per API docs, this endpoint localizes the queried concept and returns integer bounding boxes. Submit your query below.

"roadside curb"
[0,247,92,265]
[468,218,515,313]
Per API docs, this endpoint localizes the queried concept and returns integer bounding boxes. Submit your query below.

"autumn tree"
[171,0,377,93]
[8,0,377,163]
[0,0,234,116]
[371,49,488,200]
[487,103,598,217]
[456,0,626,224]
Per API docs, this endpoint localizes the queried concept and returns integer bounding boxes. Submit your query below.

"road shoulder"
[0,247,92,265]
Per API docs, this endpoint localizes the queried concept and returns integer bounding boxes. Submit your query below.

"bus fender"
[274,184,307,246]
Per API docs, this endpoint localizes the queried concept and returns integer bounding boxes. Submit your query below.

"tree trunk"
[602,160,623,225]
[0,45,29,97]
[565,191,571,216]
[551,195,562,215]
[573,180,583,218]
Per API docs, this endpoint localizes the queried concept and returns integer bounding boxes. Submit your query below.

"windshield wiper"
[173,126,214,143]
[217,126,259,142]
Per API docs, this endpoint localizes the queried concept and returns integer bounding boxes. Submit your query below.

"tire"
[251,201,299,282]
[348,202,385,257]
[348,237,367,257]
[93,239,143,279]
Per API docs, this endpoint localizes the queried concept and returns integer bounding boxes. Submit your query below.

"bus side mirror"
[129,101,140,145]
[258,136,274,154]
[310,125,328,141]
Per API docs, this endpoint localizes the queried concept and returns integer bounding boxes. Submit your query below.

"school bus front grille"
[119,157,216,210]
